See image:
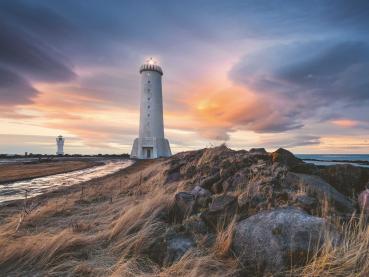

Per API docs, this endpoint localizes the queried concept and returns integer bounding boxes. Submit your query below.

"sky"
[1,0,369,155]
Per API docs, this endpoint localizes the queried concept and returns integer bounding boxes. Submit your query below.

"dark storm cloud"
[231,40,369,102]
[0,67,38,105]
[229,40,369,133]
[0,1,77,106]
[0,20,76,83]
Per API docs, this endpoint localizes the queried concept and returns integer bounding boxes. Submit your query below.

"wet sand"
[0,160,134,204]
[0,160,100,184]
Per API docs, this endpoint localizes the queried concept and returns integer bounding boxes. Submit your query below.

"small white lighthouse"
[56,135,65,155]
[130,58,172,159]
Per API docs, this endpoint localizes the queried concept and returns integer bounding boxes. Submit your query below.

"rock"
[249,148,268,155]
[173,192,195,221]
[271,148,302,168]
[191,185,211,198]
[319,164,369,197]
[182,215,209,235]
[358,189,369,213]
[271,148,317,174]
[211,180,223,194]
[201,194,238,228]
[144,227,195,266]
[185,165,196,178]
[199,173,221,190]
[163,232,195,266]
[295,195,317,213]
[191,185,211,209]
[286,173,355,215]
[232,207,339,276]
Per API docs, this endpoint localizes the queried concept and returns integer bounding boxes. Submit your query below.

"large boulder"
[285,173,355,215]
[232,207,338,276]
[319,164,369,197]
[271,148,317,174]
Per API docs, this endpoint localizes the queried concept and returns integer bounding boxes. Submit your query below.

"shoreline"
[0,159,147,209]
[303,158,369,167]
[0,160,103,184]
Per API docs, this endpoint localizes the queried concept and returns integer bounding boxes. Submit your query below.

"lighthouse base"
[130,137,172,159]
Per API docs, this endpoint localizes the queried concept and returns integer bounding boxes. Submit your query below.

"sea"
[296,154,369,168]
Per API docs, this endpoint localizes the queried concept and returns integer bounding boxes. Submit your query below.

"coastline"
[0,160,103,184]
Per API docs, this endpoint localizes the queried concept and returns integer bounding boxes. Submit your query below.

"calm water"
[0,159,134,204]
[296,154,369,168]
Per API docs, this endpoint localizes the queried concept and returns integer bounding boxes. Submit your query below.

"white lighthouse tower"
[130,59,172,159]
[56,135,65,155]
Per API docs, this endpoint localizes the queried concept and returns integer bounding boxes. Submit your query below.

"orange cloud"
[331,119,359,128]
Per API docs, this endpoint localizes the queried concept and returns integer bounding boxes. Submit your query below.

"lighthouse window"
[147,113,150,117]
[148,80,150,84]
[147,97,150,101]
[148,105,150,109]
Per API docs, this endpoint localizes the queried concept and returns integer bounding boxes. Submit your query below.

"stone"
[199,173,221,190]
[232,207,339,276]
[295,195,317,213]
[201,194,238,228]
[319,164,369,197]
[271,148,317,174]
[285,173,355,215]
[271,148,302,168]
[173,192,195,221]
[163,232,195,266]
[191,185,212,209]
[182,215,208,235]
[249,148,268,155]
[358,189,369,213]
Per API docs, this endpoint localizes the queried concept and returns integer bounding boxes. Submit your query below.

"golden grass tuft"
[293,213,369,277]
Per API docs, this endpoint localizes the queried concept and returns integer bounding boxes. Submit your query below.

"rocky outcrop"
[286,173,355,214]
[232,208,338,276]
[319,164,369,197]
[161,146,363,275]
[271,148,318,174]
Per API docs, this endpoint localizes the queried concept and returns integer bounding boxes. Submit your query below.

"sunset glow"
[0,1,368,154]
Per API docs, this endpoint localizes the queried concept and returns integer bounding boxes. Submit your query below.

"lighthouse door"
[143,147,153,159]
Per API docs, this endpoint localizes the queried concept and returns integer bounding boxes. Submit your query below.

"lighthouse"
[56,135,65,155]
[130,59,172,159]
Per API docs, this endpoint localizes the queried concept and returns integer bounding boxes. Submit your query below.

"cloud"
[0,67,38,105]
[229,40,369,134]
[331,119,359,128]
[231,41,369,102]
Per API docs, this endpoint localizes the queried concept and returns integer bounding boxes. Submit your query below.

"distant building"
[130,59,172,159]
[56,135,65,155]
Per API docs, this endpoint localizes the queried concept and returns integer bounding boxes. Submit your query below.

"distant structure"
[56,135,65,155]
[131,58,172,159]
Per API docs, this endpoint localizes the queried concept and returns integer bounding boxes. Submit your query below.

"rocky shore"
[0,146,368,276]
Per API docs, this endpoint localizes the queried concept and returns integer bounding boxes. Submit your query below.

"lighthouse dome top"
[139,58,163,75]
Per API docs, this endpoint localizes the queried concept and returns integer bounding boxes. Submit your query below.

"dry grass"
[1,149,366,277]
[292,213,369,277]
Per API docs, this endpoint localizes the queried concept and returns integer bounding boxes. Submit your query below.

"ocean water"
[296,154,369,168]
